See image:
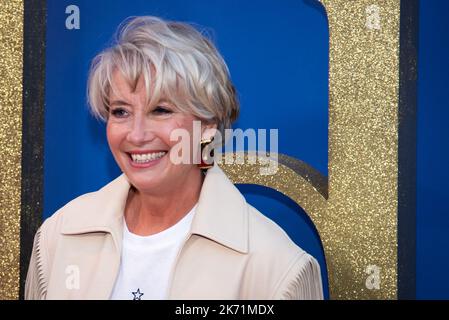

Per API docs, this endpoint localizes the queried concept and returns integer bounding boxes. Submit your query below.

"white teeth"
[130,152,166,163]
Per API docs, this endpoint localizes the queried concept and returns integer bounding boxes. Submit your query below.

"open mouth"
[127,151,168,164]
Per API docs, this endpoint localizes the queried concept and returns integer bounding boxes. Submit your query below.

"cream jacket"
[25,165,323,300]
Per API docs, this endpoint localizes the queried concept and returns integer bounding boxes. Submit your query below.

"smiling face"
[106,70,204,194]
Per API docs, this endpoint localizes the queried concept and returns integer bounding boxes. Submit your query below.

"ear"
[201,123,218,141]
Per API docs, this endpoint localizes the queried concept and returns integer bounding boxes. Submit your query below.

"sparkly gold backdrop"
[0,0,24,300]
[324,0,399,299]
[222,0,406,299]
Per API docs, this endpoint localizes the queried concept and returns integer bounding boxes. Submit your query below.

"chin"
[117,164,161,191]
[125,173,165,193]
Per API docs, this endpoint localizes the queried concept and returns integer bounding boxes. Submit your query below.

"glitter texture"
[222,0,403,299]
[0,0,24,300]
[323,0,399,299]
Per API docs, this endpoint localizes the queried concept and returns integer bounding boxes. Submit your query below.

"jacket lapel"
[57,174,130,299]
[167,165,250,298]
[191,164,249,253]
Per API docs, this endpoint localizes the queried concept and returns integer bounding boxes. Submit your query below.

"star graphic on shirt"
[132,288,144,300]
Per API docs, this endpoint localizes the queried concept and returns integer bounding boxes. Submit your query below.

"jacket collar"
[60,164,249,254]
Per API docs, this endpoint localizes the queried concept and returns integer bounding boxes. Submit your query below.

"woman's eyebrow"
[154,99,170,105]
[146,100,175,110]
[109,100,132,107]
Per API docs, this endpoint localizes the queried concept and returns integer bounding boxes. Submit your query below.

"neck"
[125,167,204,236]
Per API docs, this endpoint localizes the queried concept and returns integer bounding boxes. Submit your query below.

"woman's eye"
[152,106,172,115]
[110,108,128,118]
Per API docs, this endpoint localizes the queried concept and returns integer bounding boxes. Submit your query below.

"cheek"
[175,116,196,135]
[161,118,195,148]
[106,122,123,150]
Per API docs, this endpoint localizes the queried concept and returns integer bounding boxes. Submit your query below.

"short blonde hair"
[87,16,239,134]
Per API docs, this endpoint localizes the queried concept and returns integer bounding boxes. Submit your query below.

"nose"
[126,115,155,145]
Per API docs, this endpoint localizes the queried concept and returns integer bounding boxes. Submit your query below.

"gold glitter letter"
[222,0,417,299]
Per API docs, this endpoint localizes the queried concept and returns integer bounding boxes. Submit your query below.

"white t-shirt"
[110,205,196,300]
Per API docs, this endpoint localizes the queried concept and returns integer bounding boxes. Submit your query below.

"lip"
[126,151,167,169]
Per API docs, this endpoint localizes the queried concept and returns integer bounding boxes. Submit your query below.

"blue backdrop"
[43,0,449,299]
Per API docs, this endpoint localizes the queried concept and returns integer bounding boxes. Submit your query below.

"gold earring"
[198,137,214,170]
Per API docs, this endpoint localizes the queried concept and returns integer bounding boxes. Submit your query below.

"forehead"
[108,69,177,110]
[108,69,149,104]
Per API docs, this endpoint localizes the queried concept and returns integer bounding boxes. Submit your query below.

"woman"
[25,16,323,300]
